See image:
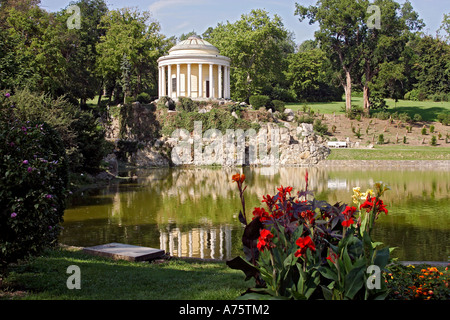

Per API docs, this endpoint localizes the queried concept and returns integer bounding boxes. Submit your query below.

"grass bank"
[1,247,253,300]
[1,247,448,301]
[287,97,450,122]
[327,146,450,161]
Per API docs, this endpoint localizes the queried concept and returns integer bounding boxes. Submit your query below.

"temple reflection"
[159,224,233,260]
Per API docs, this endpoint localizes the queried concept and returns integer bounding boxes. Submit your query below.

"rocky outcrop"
[166,122,330,167]
[102,102,330,168]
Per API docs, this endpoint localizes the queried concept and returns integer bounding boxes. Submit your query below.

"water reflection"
[61,166,450,262]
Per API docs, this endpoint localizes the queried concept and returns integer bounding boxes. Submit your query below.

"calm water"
[60,166,450,262]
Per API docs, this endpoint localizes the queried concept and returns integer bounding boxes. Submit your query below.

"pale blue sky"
[39,0,449,45]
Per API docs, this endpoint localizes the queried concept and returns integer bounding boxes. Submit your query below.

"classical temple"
[157,36,231,100]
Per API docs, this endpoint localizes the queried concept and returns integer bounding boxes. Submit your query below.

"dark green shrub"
[271,100,285,113]
[313,119,328,135]
[249,95,270,110]
[373,111,390,120]
[378,134,385,144]
[421,127,427,135]
[176,97,197,112]
[437,113,449,126]
[4,88,109,173]
[0,105,68,276]
[413,114,423,122]
[430,135,437,146]
[136,92,152,104]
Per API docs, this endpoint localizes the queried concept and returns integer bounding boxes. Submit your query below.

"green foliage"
[4,88,110,173]
[271,100,286,113]
[430,135,437,146]
[313,119,328,135]
[249,95,271,109]
[378,134,385,145]
[413,114,423,122]
[136,92,152,104]
[286,48,342,102]
[160,108,259,137]
[0,100,68,276]
[176,97,197,112]
[344,105,364,120]
[206,9,293,101]
[437,113,450,125]
[386,264,450,300]
[421,127,427,135]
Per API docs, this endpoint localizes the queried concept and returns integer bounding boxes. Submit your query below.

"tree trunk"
[344,70,352,112]
[363,85,370,115]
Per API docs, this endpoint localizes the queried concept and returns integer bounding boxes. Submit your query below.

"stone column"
[198,64,203,98]
[176,64,180,98]
[218,65,223,99]
[168,64,172,98]
[209,63,214,98]
[161,66,166,96]
[158,66,161,98]
[226,66,231,99]
[187,63,191,98]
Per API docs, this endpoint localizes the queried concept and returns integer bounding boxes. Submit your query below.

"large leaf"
[373,246,390,268]
[344,265,365,299]
[226,256,259,281]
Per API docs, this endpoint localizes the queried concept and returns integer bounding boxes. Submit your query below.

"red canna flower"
[341,205,356,228]
[326,251,339,264]
[232,173,245,183]
[294,235,316,258]
[252,207,270,222]
[257,229,275,252]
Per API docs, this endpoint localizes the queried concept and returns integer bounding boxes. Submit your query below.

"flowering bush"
[228,172,393,300]
[0,95,69,278]
[386,264,450,300]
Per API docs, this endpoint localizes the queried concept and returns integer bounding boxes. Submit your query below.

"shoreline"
[318,159,450,167]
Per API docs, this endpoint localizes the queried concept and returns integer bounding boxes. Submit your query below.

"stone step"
[83,243,165,262]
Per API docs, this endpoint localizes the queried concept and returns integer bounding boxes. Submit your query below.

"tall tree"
[96,7,167,101]
[206,9,292,101]
[295,0,423,113]
[296,0,368,112]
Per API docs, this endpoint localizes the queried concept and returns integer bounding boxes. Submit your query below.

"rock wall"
[102,102,330,168]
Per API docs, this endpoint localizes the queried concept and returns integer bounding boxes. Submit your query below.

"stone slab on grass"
[83,243,165,262]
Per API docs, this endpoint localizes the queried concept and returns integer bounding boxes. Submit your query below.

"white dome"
[168,36,220,56]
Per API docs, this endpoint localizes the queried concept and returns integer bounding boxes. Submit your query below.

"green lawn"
[1,247,252,300]
[287,97,450,122]
[328,145,450,161]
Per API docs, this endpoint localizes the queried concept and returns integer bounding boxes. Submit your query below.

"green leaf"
[344,265,365,299]
[373,247,390,268]
[318,265,338,282]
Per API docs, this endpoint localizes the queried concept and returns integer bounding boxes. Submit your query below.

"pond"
[60,166,450,262]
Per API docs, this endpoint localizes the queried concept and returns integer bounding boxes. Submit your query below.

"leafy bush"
[228,173,392,300]
[373,111,390,120]
[413,114,423,122]
[313,119,328,135]
[430,135,437,146]
[386,264,450,300]
[437,113,449,126]
[136,92,152,104]
[0,100,68,277]
[176,97,197,112]
[4,88,110,173]
[249,95,270,110]
[271,100,285,113]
